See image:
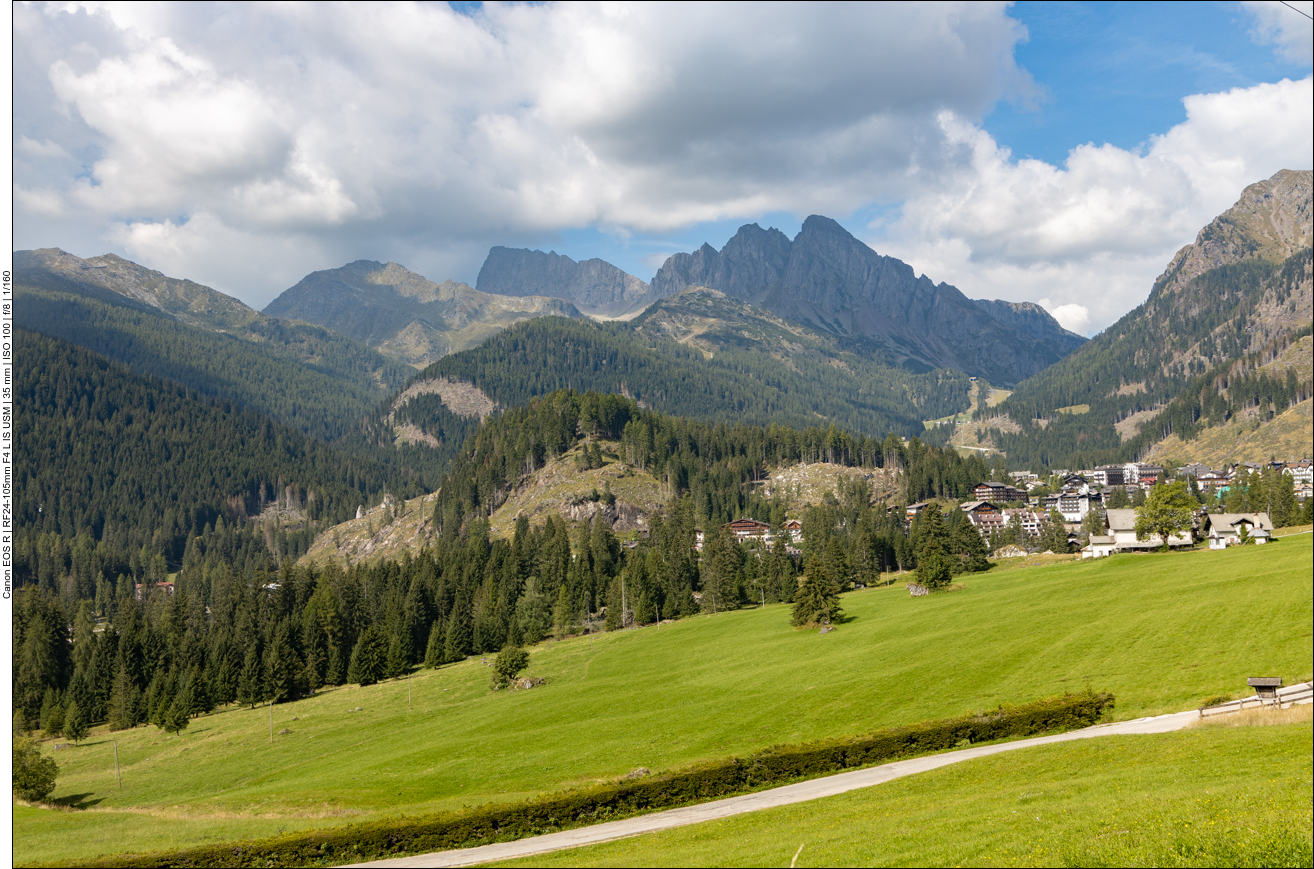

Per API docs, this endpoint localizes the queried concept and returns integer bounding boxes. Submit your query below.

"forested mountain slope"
[13,329,451,594]
[986,170,1313,469]
[393,314,973,444]
[650,216,1085,384]
[265,260,584,368]
[16,249,413,442]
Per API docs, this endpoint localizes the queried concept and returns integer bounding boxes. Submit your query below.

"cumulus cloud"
[14,1,1032,305]
[11,2,1312,330]
[876,76,1313,333]
[1244,0,1314,64]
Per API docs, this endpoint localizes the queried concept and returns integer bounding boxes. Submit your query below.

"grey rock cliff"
[265,260,582,368]
[477,247,655,315]
[651,215,1085,384]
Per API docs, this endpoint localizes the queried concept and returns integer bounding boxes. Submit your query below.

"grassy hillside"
[504,714,1312,867]
[15,536,1312,866]
[1147,397,1312,466]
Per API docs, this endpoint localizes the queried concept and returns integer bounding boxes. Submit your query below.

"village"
[696,458,1312,560]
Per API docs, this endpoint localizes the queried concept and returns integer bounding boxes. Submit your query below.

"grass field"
[496,711,1313,868]
[15,535,1313,866]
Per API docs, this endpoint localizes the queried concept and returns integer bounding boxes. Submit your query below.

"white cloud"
[11,3,1312,326]
[877,76,1314,333]
[1244,0,1314,64]
[1038,299,1091,335]
[14,1,1033,304]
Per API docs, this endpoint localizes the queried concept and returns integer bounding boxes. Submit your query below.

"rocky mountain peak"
[650,216,1084,384]
[476,246,653,315]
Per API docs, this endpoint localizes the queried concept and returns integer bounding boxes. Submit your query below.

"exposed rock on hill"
[477,247,657,316]
[651,216,1084,384]
[265,260,583,367]
[15,248,261,331]
[989,169,1313,469]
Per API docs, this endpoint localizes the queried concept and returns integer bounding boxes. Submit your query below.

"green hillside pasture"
[500,715,1313,868]
[15,537,1312,866]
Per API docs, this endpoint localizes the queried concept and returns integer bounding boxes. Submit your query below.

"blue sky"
[11,1,1313,333]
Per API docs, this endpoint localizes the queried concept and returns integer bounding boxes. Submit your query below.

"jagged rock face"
[477,247,654,315]
[652,216,1085,385]
[265,260,582,367]
[1155,169,1312,297]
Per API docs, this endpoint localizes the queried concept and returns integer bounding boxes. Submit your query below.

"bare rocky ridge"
[14,248,261,332]
[477,247,657,316]
[651,216,1085,385]
[265,260,584,368]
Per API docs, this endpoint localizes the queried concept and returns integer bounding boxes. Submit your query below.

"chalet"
[1135,465,1163,487]
[1205,513,1273,549]
[1284,460,1313,486]
[966,510,1009,536]
[906,501,931,520]
[134,580,175,601]
[1057,490,1100,522]
[1081,535,1116,559]
[1002,508,1045,538]
[724,518,771,541]
[782,519,804,542]
[1195,470,1231,491]
[959,500,999,516]
[1104,508,1193,551]
[972,482,1026,503]
[694,530,705,552]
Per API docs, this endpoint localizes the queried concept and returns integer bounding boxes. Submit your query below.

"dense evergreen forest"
[409,316,972,440]
[16,283,414,442]
[13,329,460,600]
[13,387,994,734]
[984,250,1312,468]
[430,389,992,534]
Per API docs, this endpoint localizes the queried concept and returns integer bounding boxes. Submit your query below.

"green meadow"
[15,536,1313,866]
[498,714,1313,868]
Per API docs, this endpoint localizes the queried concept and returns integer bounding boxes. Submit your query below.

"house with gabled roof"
[1204,513,1273,549]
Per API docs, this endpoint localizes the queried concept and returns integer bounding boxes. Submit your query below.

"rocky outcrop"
[265,260,582,367]
[651,216,1085,385]
[14,248,261,331]
[477,247,656,315]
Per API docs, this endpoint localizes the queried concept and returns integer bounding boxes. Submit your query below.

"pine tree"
[914,507,954,589]
[348,625,387,686]
[385,631,408,680]
[237,644,264,708]
[955,520,990,573]
[791,557,842,627]
[423,622,444,669]
[551,584,574,638]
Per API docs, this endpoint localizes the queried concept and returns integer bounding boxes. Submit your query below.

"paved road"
[353,709,1199,868]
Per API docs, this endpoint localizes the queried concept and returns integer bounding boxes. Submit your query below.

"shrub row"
[77,691,1114,868]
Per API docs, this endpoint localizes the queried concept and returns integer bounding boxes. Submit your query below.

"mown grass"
[496,714,1312,868]
[15,535,1312,866]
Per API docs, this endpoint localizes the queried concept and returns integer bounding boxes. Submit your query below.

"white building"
[1205,513,1273,549]
[1104,508,1193,551]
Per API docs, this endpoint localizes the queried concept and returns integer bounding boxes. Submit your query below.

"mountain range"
[264,260,583,368]
[650,216,1085,385]
[476,246,660,316]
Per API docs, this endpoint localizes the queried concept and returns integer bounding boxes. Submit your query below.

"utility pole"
[113,740,121,789]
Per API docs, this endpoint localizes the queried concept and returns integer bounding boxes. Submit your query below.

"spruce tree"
[385,632,408,680]
[237,645,264,708]
[423,622,444,669]
[954,520,990,573]
[551,584,574,638]
[443,607,472,664]
[791,557,842,627]
[914,506,954,588]
[62,700,89,743]
[348,626,387,686]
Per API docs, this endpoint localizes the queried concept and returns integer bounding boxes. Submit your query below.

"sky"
[9,1,1314,335]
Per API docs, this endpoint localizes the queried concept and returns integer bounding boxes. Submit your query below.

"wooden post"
[113,740,121,789]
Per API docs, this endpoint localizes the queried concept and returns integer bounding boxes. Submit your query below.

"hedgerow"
[73,691,1113,868]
